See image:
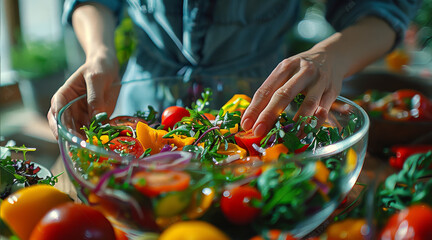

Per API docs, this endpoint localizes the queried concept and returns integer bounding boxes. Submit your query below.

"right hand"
[47,49,120,138]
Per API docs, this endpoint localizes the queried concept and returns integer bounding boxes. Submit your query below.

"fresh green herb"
[377,151,432,216]
[134,106,158,124]
[294,93,305,108]
[255,161,316,226]
[1,144,62,199]
[192,88,213,112]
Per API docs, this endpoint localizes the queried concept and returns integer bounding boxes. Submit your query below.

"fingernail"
[254,123,267,137]
[242,118,253,130]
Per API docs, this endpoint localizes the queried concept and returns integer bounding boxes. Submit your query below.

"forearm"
[72,2,117,59]
[311,16,396,78]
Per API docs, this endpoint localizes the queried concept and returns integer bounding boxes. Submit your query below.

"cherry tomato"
[220,185,262,225]
[30,203,116,240]
[108,136,145,158]
[161,106,190,130]
[0,185,72,240]
[234,130,265,156]
[380,204,432,240]
[109,116,147,129]
[132,170,191,197]
[249,229,297,240]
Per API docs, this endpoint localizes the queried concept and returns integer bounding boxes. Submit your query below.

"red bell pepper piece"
[389,145,432,170]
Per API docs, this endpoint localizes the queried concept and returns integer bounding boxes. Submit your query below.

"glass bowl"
[57,76,369,239]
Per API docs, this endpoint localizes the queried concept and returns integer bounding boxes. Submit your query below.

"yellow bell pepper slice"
[221,94,251,115]
[136,122,195,154]
[217,143,247,159]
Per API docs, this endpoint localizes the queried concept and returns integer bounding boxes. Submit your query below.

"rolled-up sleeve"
[325,0,422,48]
[62,0,123,25]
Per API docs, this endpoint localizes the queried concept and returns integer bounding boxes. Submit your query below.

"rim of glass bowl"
[57,77,370,171]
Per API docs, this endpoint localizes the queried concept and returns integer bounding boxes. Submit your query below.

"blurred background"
[1,0,431,168]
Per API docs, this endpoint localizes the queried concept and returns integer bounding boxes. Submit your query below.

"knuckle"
[85,71,105,82]
[245,105,262,115]
[277,58,293,72]
[315,106,329,120]
[255,86,274,99]
[274,87,294,101]
[302,96,320,108]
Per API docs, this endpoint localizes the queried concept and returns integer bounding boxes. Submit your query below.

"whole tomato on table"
[380,204,432,240]
[30,202,116,240]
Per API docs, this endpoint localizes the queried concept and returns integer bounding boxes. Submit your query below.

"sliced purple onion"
[139,151,192,170]
[93,167,131,193]
[312,178,330,195]
[160,144,173,152]
[193,126,220,145]
[282,123,294,132]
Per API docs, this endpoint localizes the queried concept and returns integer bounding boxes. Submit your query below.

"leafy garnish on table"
[377,151,432,216]
[0,143,62,199]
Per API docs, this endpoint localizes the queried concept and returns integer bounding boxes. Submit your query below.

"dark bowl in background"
[340,71,432,157]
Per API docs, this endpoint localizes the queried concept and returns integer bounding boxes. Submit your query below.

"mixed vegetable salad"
[67,89,361,237]
[353,89,432,121]
[0,142,61,199]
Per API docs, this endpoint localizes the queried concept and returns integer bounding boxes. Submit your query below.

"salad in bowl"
[57,76,369,238]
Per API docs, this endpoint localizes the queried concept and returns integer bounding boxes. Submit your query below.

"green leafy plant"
[11,40,67,79]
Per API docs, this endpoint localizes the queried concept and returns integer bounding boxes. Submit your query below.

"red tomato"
[380,204,432,240]
[161,106,190,130]
[294,144,310,154]
[234,130,265,156]
[108,136,145,158]
[249,229,297,240]
[30,203,116,240]
[109,116,147,129]
[132,170,191,197]
[220,185,262,225]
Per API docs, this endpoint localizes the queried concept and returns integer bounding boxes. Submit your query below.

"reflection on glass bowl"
[57,76,369,238]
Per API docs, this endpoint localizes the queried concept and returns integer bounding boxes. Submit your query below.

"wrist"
[86,46,117,64]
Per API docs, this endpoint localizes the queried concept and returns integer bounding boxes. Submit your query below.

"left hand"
[241,49,343,137]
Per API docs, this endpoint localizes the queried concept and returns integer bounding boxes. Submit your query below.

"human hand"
[47,50,120,138]
[241,50,344,137]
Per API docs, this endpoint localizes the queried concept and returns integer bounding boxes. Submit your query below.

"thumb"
[85,74,107,117]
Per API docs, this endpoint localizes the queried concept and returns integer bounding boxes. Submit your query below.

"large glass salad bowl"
[57,76,369,239]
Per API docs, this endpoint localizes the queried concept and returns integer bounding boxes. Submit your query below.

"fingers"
[241,58,299,131]
[84,72,107,117]
[314,87,340,128]
[242,58,321,137]
[241,53,343,138]
[47,69,85,139]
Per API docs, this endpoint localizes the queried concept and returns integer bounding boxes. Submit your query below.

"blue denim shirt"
[62,0,420,115]
[63,0,420,80]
